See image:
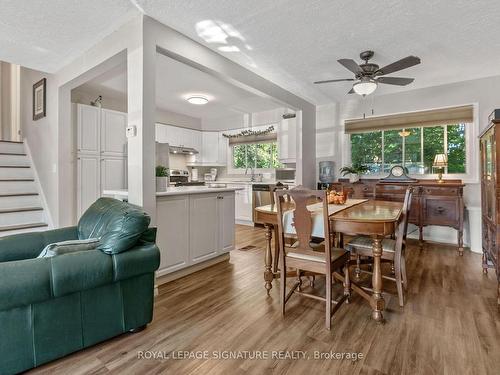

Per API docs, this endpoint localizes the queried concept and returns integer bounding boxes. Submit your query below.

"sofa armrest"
[112,243,160,281]
[0,226,78,262]
[0,257,52,311]
[50,250,113,297]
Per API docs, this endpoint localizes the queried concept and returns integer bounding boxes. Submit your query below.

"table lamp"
[433,153,448,183]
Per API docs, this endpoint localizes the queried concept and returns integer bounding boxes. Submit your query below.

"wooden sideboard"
[322,179,465,254]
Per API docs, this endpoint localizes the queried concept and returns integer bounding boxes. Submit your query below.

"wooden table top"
[255,199,403,223]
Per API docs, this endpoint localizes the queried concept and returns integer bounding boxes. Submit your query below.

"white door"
[77,104,100,154]
[218,192,235,253]
[156,196,190,274]
[77,155,100,218]
[101,109,127,156]
[100,157,127,193]
[189,193,219,263]
[202,132,219,163]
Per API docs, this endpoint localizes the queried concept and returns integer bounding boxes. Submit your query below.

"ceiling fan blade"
[376,56,421,75]
[337,59,363,74]
[348,88,355,94]
[377,77,414,86]
[314,78,355,84]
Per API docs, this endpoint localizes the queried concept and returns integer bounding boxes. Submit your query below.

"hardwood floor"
[29,225,500,375]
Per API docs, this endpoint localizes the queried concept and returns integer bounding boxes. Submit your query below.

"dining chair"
[275,187,351,330]
[344,187,413,307]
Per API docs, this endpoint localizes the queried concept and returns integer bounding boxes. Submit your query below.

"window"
[232,142,282,169]
[350,124,466,175]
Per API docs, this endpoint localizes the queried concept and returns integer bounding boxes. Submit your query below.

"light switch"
[126,125,137,138]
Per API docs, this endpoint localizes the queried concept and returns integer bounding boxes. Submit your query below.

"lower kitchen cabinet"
[232,184,253,224]
[156,196,190,273]
[156,191,235,277]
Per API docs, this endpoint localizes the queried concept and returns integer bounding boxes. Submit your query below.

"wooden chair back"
[395,187,413,252]
[275,187,331,264]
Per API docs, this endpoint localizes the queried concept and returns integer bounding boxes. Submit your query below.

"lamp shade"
[433,153,448,167]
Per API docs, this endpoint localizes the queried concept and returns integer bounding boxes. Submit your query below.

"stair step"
[0,154,29,166]
[0,178,34,181]
[0,167,33,179]
[0,222,48,233]
[0,180,37,193]
[0,194,41,209]
[0,152,27,156]
[0,209,45,226]
[0,141,24,154]
[0,193,38,197]
[0,165,30,168]
[0,207,43,214]
[0,140,23,144]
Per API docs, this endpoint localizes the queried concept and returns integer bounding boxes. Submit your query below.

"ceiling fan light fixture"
[353,78,377,96]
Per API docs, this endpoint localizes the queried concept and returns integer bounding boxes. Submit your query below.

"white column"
[127,22,156,221]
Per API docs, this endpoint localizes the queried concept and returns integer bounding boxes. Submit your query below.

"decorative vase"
[349,173,360,183]
[156,177,168,191]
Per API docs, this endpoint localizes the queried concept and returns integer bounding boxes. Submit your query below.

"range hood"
[169,146,199,155]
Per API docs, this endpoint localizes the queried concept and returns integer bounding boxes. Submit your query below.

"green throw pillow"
[37,238,100,258]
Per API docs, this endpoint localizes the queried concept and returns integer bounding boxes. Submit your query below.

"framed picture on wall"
[33,78,46,120]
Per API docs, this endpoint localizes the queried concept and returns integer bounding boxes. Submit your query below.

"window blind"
[344,105,473,134]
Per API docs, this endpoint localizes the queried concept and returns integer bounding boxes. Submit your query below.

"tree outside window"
[232,142,282,169]
[351,124,466,175]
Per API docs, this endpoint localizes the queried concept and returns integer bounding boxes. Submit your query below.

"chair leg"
[401,251,408,291]
[326,272,332,330]
[343,262,351,303]
[355,255,361,279]
[297,269,303,292]
[394,252,404,307]
[280,254,286,316]
[309,275,315,288]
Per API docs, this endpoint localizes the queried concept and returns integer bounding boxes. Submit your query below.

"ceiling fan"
[314,50,421,96]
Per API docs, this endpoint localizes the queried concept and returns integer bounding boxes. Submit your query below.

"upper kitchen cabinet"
[278,116,297,163]
[101,109,128,156]
[155,124,202,151]
[77,104,100,154]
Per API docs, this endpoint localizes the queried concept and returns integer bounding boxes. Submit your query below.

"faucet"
[245,166,256,182]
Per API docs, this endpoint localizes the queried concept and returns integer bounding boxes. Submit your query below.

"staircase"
[0,140,49,236]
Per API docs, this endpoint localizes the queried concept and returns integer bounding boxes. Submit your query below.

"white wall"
[20,67,57,223]
[156,108,201,130]
[71,88,127,113]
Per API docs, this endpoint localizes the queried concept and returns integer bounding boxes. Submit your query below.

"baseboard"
[156,253,230,285]
[236,219,254,226]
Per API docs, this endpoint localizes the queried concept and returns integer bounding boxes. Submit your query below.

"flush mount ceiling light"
[352,78,378,96]
[187,96,209,105]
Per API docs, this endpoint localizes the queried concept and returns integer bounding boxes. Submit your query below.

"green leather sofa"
[0,198,160,375]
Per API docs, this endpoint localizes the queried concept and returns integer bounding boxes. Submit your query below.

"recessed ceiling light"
[187,96,209,105]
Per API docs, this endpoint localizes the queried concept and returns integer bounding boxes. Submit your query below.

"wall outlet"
[126,125,137,138]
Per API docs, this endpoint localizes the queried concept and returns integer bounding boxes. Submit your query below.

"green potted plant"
[339,164,369,183]
[156,165,169,191]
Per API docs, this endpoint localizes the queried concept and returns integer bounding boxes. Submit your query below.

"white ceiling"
[4,1,500,104]
[77,54,283,119]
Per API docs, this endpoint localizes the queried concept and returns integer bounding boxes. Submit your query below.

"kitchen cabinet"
[156,196,190,273]
[77,155,100,218]
[218,131,228,165]
[76,104,127,219]
[278,117,297,163]
[232,183,253,224]
[202,132,220,164]
[156,191,235,277]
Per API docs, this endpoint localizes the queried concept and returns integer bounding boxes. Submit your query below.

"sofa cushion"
[37,238,100,258]
[78,198,151,254]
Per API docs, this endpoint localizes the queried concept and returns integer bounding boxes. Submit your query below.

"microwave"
[275,168,296,182]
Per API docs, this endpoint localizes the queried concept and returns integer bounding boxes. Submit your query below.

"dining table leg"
[371,236,385,322]
[264,224,274,295]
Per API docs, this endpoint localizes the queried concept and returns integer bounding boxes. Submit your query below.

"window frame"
[227,140,281,174]
[342,104,479,184]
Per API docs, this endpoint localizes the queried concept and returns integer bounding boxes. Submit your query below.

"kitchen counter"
[103,186,242,198]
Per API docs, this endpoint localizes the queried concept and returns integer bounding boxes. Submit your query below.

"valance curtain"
[344,105,473,134]
[227,133,277,145]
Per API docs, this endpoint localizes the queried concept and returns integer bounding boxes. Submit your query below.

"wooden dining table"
[254,199,403,322]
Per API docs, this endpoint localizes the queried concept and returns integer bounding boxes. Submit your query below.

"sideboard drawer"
[424,198,458,226]
[421,186,459,196]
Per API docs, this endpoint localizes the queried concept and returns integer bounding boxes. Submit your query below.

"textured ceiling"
[3,1,500,104]
[0,0,137,72]
[136,0,500,104]
[77,54,282,119]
